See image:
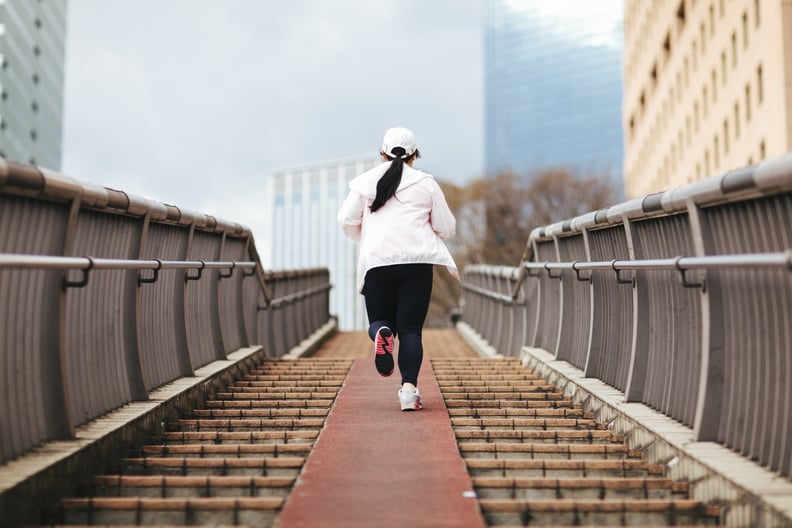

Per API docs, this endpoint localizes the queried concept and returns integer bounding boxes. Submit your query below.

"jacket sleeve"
[429,180,456,240]
[337,189,366,241]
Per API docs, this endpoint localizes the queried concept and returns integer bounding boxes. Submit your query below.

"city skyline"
[0,0,68,169]
[484,0,624,187]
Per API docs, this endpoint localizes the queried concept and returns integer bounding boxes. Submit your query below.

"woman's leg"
[395,264,433,386]
[363,266,398,340]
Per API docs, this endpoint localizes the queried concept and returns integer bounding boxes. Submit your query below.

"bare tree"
[427,168,619,327]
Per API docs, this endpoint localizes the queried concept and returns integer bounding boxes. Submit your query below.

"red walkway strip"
[278,358,484,528]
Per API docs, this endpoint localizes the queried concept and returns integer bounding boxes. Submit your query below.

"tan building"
[623,0,790,198]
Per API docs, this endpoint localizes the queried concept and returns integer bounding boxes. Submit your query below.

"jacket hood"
[348,162,434,199]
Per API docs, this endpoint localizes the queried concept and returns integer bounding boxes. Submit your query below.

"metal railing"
[461,152,792,480]
[0,158,333,464]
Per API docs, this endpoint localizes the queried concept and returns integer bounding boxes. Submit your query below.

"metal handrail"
[461,281,519,305]
[0,252,333,310]
[466,250,792,304]
[0,253,256,271]
[523,250,792,272]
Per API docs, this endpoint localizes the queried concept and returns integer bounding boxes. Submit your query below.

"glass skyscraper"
[266,155,380,331]
[485,0,624,185]
[0,0,68,169]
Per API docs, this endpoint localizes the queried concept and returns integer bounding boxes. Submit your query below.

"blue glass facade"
[485,0,624,185]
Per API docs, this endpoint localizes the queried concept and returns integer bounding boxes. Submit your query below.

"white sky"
[61,0,484,244]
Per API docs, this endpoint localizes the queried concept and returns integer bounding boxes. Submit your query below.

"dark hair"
[370,147,418,212]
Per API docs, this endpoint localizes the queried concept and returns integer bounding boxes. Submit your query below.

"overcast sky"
[61,1,483,244]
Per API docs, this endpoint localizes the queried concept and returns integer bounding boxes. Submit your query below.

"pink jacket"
[337,162,459,293]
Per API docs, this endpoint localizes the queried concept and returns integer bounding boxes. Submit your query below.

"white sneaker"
[398,387,422,411]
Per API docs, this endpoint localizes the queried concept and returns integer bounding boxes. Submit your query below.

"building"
[265,155,380,331]
[623,0,784,197]
[484,0,624,186]
[0,0,68,169]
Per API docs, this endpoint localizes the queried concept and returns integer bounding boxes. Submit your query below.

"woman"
[337,127,458,411]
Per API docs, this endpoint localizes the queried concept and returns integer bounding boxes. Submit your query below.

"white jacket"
[337,162,459,293]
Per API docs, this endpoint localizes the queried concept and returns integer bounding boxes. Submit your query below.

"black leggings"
[363,263,433,386]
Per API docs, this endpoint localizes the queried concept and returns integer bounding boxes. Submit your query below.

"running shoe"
[374,326,394,377]
[398,387,422,411]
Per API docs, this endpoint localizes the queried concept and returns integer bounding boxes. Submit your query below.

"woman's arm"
[429,180,456,239]
[337,190,366,241]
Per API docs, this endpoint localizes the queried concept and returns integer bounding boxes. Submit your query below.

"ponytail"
[370,146,407,212]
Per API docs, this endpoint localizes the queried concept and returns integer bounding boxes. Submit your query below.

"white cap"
[381,127,417,159]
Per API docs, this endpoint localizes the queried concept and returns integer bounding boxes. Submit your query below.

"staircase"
[433,357,722,527]
[52,358,352,527]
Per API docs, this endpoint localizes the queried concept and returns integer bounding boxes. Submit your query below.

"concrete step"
[445,399,575,409]
[458,442,640,460]
[451,417,600,430]
[172,418,325,431]
[138,444,312,458]
[455,430,622,444]
[439,383,558,391]
[224,386,340,395]
[94,475,295,498]
[121,456,305,477]
[448,407,588,418]
[480,498,720,526]
[61,497,282,526]
[214,390,339,399]
[160,431,318,445]
[241,374,345,381]
[435,356,722,527]
[232,380,343,388]
[190,408,329,419]
[205,399,334,409]
[473,477,688,500]
[444,389,563,399]
[466,459,664,478]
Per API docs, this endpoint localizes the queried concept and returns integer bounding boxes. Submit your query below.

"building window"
[721,52,727,84]
[745,84,751,122]
[712,69,717,101]
[663,32,672,63]
[724,120,730,154]
[731,32,737,66]
[734,103,740,138]
[33,45,40,57]
[677,0,686,31]
[692,41,698,70]
[714,135,720,169]
[755,0,760,27]
[757,64,764,103]
[719,0,725,17]
[32,72,39,84]
[677,73,683,101]
[709,3,715,34]
[30,129,37,141]
[679,130,684,158]
[705,149,711,175]
[703,86,708,117]
[34,18,42,29]
[686,116,691,146]
[684,56,690,86]
[31,101,38,113]
[694,101,700,132]
[760,139,766,159]
[700,23,706,53]
[742,12,749,48]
